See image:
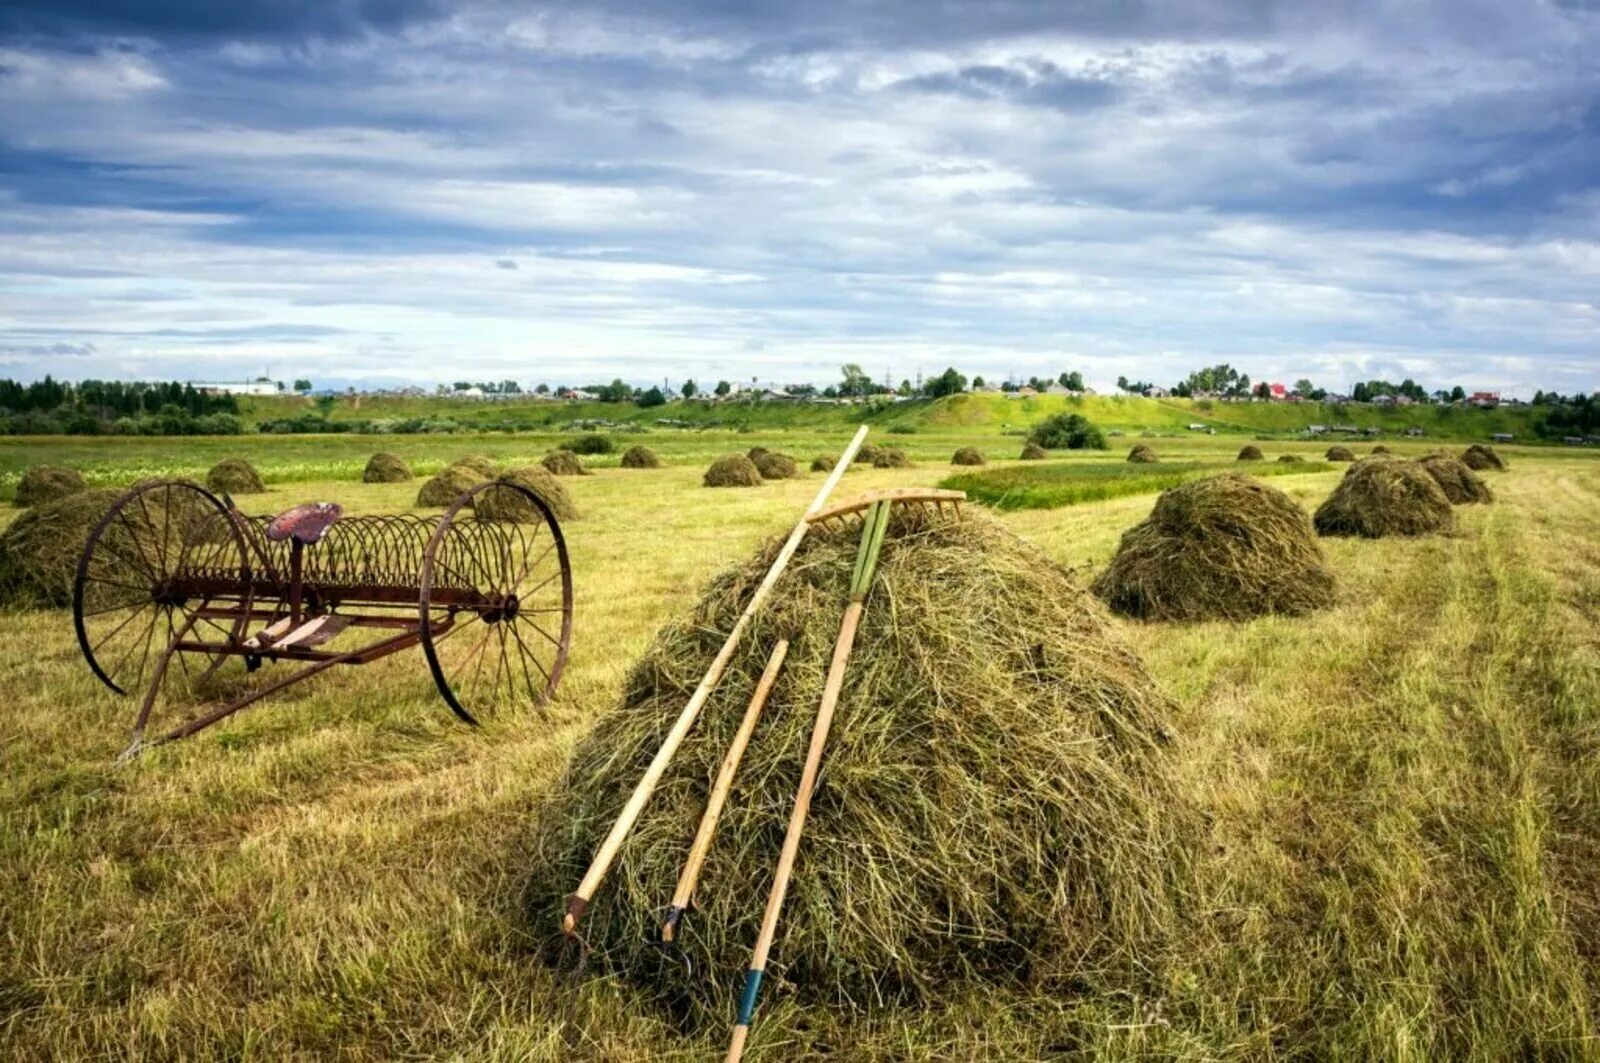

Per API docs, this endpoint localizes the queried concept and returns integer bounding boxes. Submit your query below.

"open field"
[3,430,1600,1058]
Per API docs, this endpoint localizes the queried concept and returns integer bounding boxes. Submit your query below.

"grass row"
[941,458,1333,510]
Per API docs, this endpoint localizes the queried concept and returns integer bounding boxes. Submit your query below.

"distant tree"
[313,394,337,417]
[452,381,473,392]
[1059,370,1084,392]
[1026,412,1108,451]
[292,378,312,393]
[899,379,913,396]
[1352,382,1371,402]
[637,386,667,408]
[1000,380,1019,393]
[594,378,634,403]
[500,379,521,394]
[822,385,839,398]
[839,363,876,398]
[535,383,550,395]
[681,379,697,399]
[1450,385,1466,402]
[971,375,985,389]
[715,380,732,397]
[1254,381,1272,399]
[1294,378,1315,398]
[923,367,967,399]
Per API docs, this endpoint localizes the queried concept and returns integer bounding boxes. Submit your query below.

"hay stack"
[1371,445,1391,455]
[810,454,836,472]
[746,447,770,463]
[451,454,499,478]
[1127,444,1158,463]
[952,447,985,466]
[541,450,590,477]
[620,445,662,469]
[1020,441,1048,460]
[871,446,912,468]
[855,443,883,464]
[1236,445,1264,462]
[14,465,87,507]
[526,510,1184,1022]
[362,452,413,483]
[1462,444,1507,471]
[205,459,265,494]
[1092,474,1334,622]
[473,465,576,522]
[416,464,486,507]
[1313,458,1454,538]
[0,489,118,606]
[752,451,801,480]
[1277,454,1304,464]
[704,454,763,487]
[1325,445,1355,462]
[1418,453,1492,505]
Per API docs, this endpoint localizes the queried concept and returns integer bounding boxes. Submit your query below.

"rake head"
[805,488,966,533]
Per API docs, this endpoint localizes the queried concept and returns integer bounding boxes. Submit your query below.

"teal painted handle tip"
[736,968,764,1026]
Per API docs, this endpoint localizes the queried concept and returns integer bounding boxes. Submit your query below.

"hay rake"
[72,478,573,757]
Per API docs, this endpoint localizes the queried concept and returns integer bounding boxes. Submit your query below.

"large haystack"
[0,489,118,606]
[205,459,265,494]
[1313,458,1453,538]
[1325,445,1355,462]
[14,465,87,507]
[704,454,763,487]
[871,446,912,468]
[541,450,590,477]
[1092,474,1334,622]
[472,465,576,522]
[1020,441,1048,460]
[1236,445,1264,462]
[527,510,1184,1023]
[952,447,985,466]
[620,445,662,469]
[450,454,498,478]
[416,464,486,507]
[362,452,413,483]
[1127,444,1158,463]
[752,451,801,480]
[1462,444,1507,471]
[1418,453,1493,505]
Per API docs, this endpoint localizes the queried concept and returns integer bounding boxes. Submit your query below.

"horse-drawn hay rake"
[72,478,573,756]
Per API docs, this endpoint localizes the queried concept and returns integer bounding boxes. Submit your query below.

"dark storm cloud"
[0,0,447,42]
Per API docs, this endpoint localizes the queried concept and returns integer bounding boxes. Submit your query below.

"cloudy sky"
[0,1,1596,394]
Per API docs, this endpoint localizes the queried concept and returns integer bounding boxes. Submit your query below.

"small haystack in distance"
[620,445,662,469]
[527,509,1185,1023]
[362,452,413,483]
[1021,441,1048,460]
[1092,474,1334,622]
[1325,445,1355,462]
[473,465,576,522]
[871,446,912,468]
[450,454,498,478]
[855,443,883,464]
[0,489,118,606]
[746,447,770,462]
[1127,444,1158,463]
[1236,445,1264,462]
[206,458,265,494]
[952,447,986,466]
[1313,458,1453,538]
[704,454,763,487]
[752,451,801,480]
[810,454,836,472]
[416,464,486,507]
[542,450,590,477]
[1277,454,1304,464]
[1462,444,1507,471]
[14,465,86,507]
[1418,453,1493,505]
[1371,445,1391,455]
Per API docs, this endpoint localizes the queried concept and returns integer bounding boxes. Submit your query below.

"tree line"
[0,377,244,435]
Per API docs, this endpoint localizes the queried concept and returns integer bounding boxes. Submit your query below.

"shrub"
[566,434,614,455]
[1027,413,1107,451]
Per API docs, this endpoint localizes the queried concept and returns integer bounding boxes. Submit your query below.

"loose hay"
[952,447,986,466]
[205,459,265,494]
[542,450,590,477]
[0,488,118,606]
[1325,446,1356,462]
[704,454,763,487]
[1092,474,1335,622]
[450,454,498,478]
[1313,458,1454,538]
[621,445,662,469]
[1020,442,1048,460]
[526,509,1185,1023]
[871,446,912,468]
[416,464,486,507]
[1462,444,1507,471]
[1127,444,1158,463]
[753,451,801,480]
[1236,445,1264,462]
[473,465,576,522]
[362,452,413,483]
[1418,453,1493,505]
[14,465,87,507]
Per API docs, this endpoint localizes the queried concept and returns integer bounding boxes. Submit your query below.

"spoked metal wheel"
[419,481,573,724]
[73,480,252,705]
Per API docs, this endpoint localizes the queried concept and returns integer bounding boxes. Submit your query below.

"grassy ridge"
[942,458,1333,510]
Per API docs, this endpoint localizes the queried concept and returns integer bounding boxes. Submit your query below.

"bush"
[887,424,917,434]
[565,434,614,455]
[1027,413,1107,451]
[14,466,87,507]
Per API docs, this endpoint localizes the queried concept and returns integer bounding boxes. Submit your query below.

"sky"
[0,1,1596,396]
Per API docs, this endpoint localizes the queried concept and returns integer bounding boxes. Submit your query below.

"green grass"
[2,435,1599,1058]
[943,458,1332,510]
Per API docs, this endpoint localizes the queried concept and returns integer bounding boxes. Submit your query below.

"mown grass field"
[3,428,1599,1059]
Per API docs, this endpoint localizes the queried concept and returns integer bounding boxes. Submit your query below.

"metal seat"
[265,502,343,545]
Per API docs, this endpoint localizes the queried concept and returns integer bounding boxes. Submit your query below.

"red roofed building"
[1268,382,1288,400]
